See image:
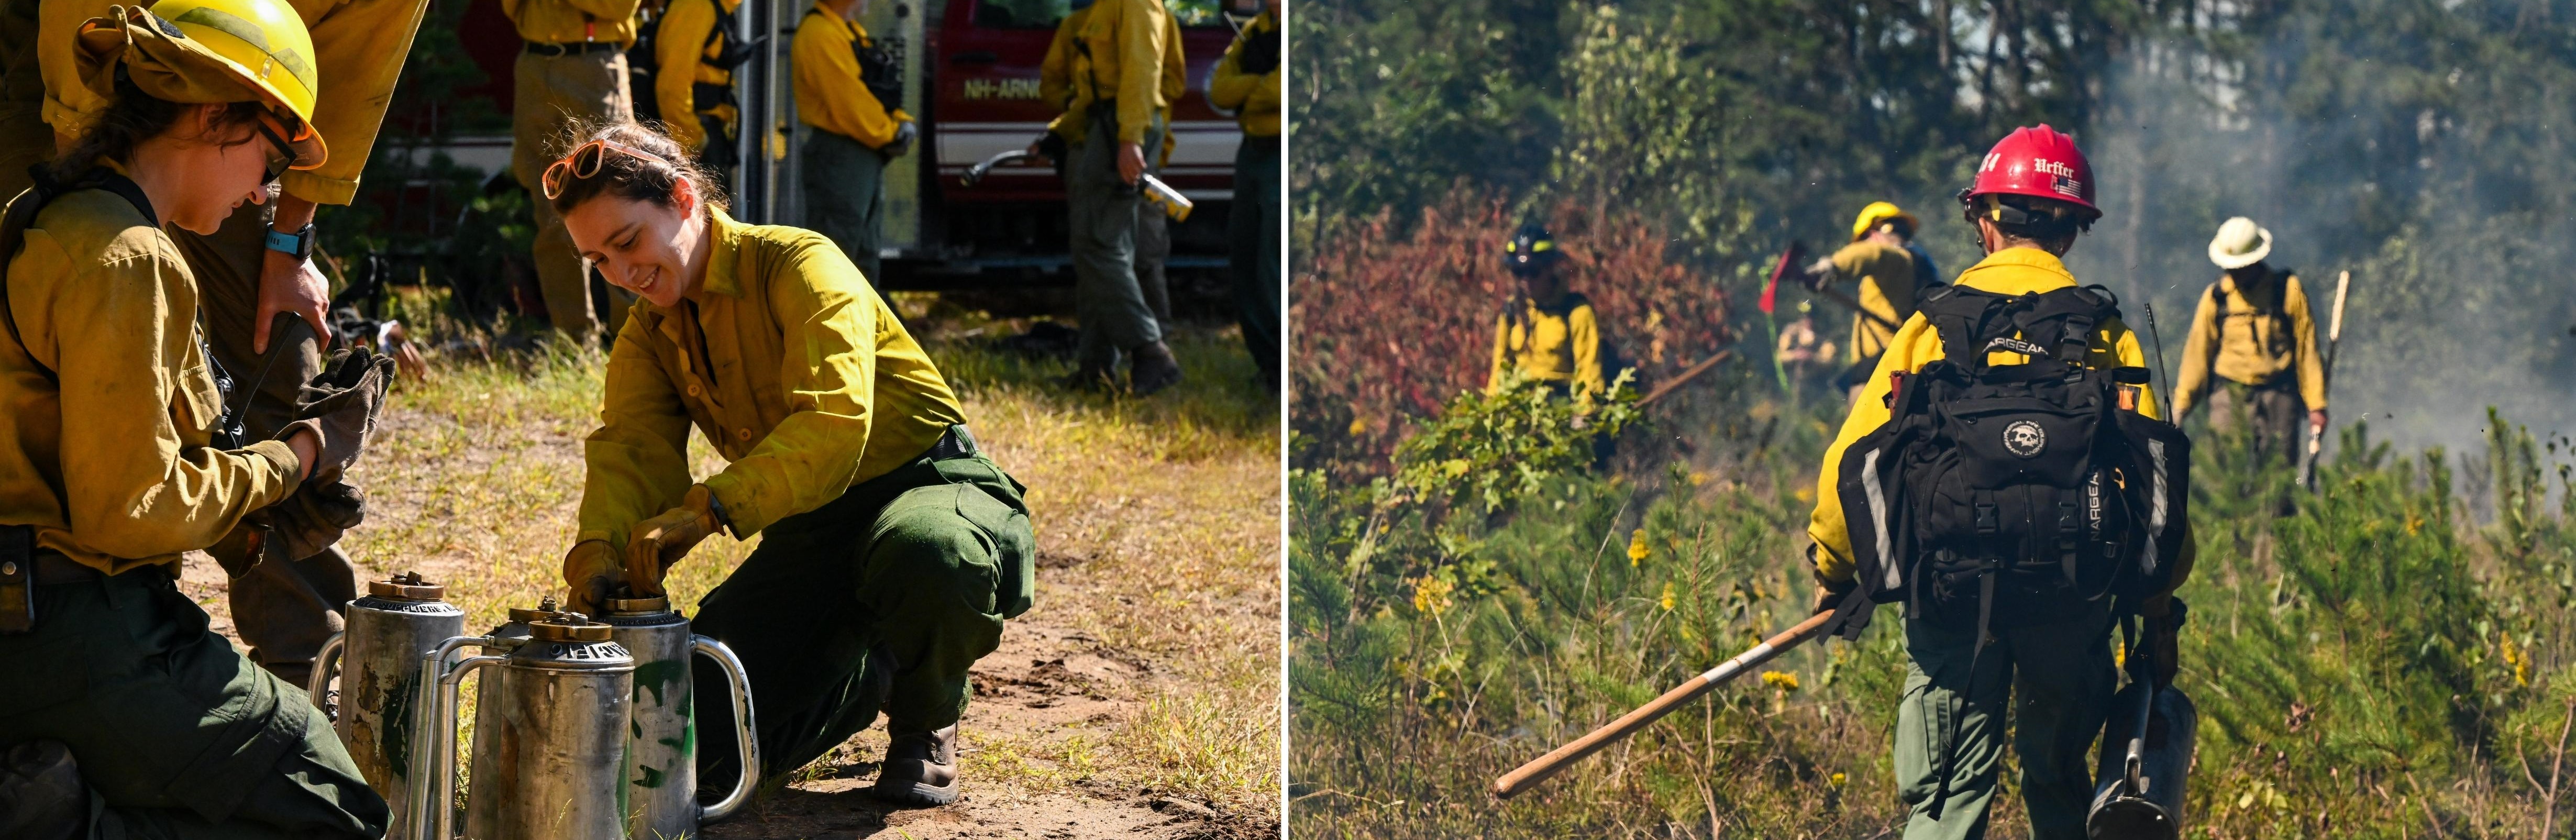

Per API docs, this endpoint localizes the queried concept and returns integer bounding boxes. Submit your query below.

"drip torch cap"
[603,593,672,615]
[365,571,445,601]
[529,613,613,642]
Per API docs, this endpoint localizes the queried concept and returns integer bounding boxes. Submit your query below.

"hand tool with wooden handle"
[1491,609,1838,799]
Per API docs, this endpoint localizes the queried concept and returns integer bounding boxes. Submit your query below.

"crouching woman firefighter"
[0,3,396,836]
[548,120,1036,808]
[1803,125,2195,840]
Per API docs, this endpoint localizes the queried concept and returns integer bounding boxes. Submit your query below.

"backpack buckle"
[1974,503,1999,534]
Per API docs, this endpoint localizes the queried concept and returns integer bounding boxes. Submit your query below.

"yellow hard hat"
[76,0,326,169]
[1851,201,1918,241]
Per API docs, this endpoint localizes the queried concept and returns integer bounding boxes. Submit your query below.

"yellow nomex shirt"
[1065,0,1169,144]
[1805,247,2179,588]
[1823,239,1917,362]
[38,0,436,205]
[0,187,305,575]
[577,207,965,551]
[1486,294,1605,399]
[502,0,640,47]
[792,3,909,148]
[2172,269,2328,417]
[1208,9,1278,137]
[655,0,743,152]
[1040,4,1182,147]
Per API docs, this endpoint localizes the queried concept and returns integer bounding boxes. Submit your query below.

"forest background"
[1289,0,2576,836]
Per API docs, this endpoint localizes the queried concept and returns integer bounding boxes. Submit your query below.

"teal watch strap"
[265,225,315,260]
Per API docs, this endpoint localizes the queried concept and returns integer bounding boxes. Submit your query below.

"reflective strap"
[2143,439,2169,576]
[1696,642,1774,684]
[1861,448,1900,591]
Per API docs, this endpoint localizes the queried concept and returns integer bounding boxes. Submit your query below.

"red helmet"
[1960,124,2101,222]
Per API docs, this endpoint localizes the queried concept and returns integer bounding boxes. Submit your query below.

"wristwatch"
[265,224,316,261]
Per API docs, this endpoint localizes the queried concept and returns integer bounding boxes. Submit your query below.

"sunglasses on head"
[542,139,678,200]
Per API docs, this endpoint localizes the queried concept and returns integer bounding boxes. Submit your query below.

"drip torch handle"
[408,636,495,840]
[692,635,761,823]
[307,632,344,712]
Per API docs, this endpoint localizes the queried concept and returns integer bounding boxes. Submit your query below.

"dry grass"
[327,301,1280,824]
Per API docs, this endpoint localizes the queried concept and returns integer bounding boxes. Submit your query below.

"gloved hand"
[562,540,621,618]
[1800,256,1838,289]
[2140,597,2188,687]
[881,121,918,159]
[1810,572,1858,615]
[274,347,395,485]
[1236,25,1280,75]
[623,485,725,598]
[258,481,367,562]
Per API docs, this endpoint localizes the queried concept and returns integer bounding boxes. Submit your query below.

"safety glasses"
[541,139,677,200]
[253,114,296,185]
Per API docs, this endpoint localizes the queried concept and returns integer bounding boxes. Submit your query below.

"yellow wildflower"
[1628,530,1650,567]
[2502,631,2531,687]
[1412,576,1455,617]
[1794,485,1815,504]
[1761,670,1800,692]
[1659,582,1676,611]
[1829,772,1847,788]
[1348,416,1368,436]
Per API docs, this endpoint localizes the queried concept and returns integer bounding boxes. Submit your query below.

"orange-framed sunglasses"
[540,139,678,200]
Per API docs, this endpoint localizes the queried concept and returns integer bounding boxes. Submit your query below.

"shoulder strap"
[1914,284,2009,369]
[0,165,158,385]
[2016,285,2119,363]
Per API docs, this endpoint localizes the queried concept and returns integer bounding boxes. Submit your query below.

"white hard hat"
[2207,216,2272,269]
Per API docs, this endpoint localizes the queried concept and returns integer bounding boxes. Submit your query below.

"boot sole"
[871,779,961,806]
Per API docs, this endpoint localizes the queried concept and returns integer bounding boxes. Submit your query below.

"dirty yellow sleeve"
[576,315,697,554]
[3,194,302,573]
[1566,302,1604,399]
[656,0,720,150]
[1806,248,2164,584]
[2171,284,2221,419]
[2285,276,2328,410]
[791,7,909,148]
[692,244,897,536]
[1111,0,1165,143]
[1485,311,1512,395]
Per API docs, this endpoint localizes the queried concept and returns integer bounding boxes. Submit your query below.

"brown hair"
[544,119,731,216]
[52,73,270,184]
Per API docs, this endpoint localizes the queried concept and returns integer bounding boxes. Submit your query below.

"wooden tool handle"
[1491,610,1838,799]
[1636,350,1735,408]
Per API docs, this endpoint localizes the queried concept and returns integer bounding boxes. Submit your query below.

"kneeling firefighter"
[1805,125,2197,840]
[0,3,397,836]
[549,120,1036,808]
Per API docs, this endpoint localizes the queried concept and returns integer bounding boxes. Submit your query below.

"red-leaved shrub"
[1291,185,1735,478]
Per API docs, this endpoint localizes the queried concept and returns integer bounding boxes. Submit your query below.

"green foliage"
[1392,372,1642,517]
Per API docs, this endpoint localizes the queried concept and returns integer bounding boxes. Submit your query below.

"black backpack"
[1825,284,2189,643]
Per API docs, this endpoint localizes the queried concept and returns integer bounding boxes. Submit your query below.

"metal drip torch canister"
[411,607,635,840]
[600,593,760,838]
[307,572,466,838]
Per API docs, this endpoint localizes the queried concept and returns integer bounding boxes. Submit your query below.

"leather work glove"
[258,481,367,563]
[623,485,725,598]
[1810,572,1858,615]
[274,347,396,485]
[562,540,622,618]
[881,121,918,159]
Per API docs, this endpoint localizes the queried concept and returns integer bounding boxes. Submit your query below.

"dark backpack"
[1825,284,2188,642]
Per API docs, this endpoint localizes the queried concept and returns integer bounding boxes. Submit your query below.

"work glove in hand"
[2141,597,2188,687]
[881,121,918,159]
[562,540,622,618]
[274,347,396,485]
[623,485,724,598]
[1800,256,1837,289]
[258,481,367,562]
[1810,572,1858,615]
[1236,25,1280,74]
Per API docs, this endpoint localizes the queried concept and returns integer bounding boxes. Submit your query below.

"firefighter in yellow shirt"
[793,0,914,288]
[544,120,1033,809]
[0,0,433,686]
[1036,0,1183,335]
[0,4,395,833]
[2173,216,2329,467]
[506,0,645,343]
[1487,225,1607,399]
[654,0,743,178]
[1046,0,1180,393]
[1804,201,1922,403]
[1210,0,1278,387]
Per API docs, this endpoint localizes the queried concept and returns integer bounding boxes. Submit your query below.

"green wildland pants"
[512,47,634,343]
[1895,605,2116,840]
[0,124,355,689]
[0,567,388,838]
[2209,379,2307,468]
[1229,135,1281,385]
[1067,102,1167,371]
[689,430,1036,791]
[801,129,888,288]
